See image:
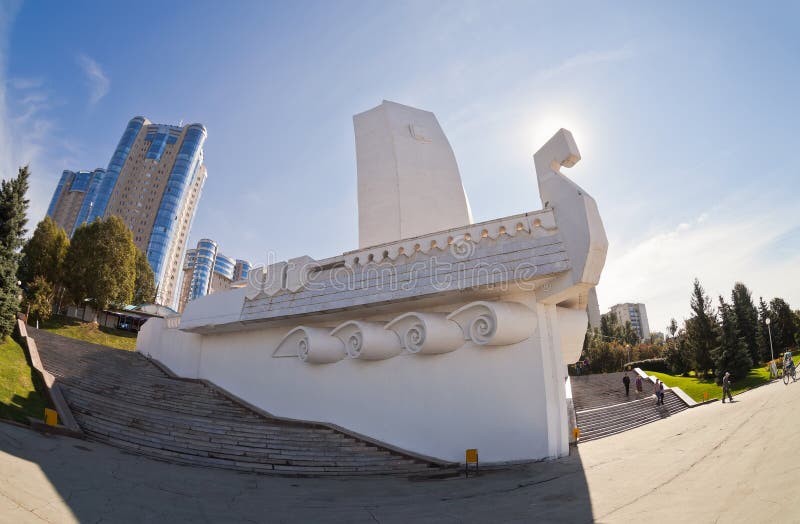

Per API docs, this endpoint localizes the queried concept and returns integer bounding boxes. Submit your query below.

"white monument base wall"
[137,302,579,464]
[136,123,606,466]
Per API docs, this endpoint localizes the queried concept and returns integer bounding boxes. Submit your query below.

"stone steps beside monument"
[576,390,688,442]
[62,388,373,449]
[35,351,259,418]
[570,371,655,411]
[70,410,416,468]
[32,329,445,476]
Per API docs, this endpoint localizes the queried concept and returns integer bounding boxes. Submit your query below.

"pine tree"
[769,298,798,352]
[64,216,138,321]
[685,278,719,377]
[0,167,30,338]
[668,318,678,339]
[731,282,760,364]
[715,297,753,384]
[756,297,772,362]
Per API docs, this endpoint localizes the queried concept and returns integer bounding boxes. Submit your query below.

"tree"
[22,276,53,323]
[715,297,752,384]
[756,297,772,362]
[665,329,693,375]
[622,321,639,345]
[769,298,798,352]
[731,282,760,364]
[600,312,621,341]
[133,248,156,304]
[0,166,30,338]
[685,279,719,377]
[18,216,69,289]
[64,216,137,321]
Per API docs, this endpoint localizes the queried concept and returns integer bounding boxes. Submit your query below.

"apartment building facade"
[609,302,651,341]
[46,116,208,310]
[177,239,250,313]
[46,169,106,234]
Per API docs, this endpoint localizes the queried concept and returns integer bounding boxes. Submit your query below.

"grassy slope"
[0,336,49,424]
[38,315,137,351]
[651,356,800,402]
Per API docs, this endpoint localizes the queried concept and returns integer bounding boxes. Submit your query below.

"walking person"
[623,372,631,397]
[653,379,661,405]
[722,372,734,403]
[658,381,665,405]
[635,375,643,396]
[576,361,582,376]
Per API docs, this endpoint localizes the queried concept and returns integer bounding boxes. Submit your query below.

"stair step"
[31,328,440,476]
[572,372,690,442]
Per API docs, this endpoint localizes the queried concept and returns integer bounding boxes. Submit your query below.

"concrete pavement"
[0,377,797,523]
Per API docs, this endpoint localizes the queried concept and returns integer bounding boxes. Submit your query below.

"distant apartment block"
[46,169,105,234]
[177,238,250,313]
[609,302,650,341]
[46,116,208,310]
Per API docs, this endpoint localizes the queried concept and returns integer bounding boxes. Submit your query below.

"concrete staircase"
[32,328,451,477]
[571,371,689,442]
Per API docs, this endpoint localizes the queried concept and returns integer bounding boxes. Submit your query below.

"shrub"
[624,357,669,374]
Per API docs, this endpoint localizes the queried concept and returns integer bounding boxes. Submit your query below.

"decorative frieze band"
[343,209,557,269]
[274,300,539,365]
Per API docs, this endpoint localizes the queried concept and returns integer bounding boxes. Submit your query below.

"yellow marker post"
[44,408,58,427]
[465,449,479,477]
[703,391,709,402]
[573,427,581,441]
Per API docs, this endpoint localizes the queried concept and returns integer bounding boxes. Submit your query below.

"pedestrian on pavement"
[722,372,734,403]
[576,361,582,376]
[583,357,590,374]
[623,372,631,396]
[658,381,665,405]
[635,375,643,395]
[654,379,660,404]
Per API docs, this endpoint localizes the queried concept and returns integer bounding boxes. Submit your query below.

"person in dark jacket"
[623,373,631,396]
[722,372,734,403]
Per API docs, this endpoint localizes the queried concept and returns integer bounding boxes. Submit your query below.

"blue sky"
[0,0,798,330]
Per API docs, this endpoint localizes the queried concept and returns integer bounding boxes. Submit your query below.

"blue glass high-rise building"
[46,169,106,235]
[101,117,207,309]
[233,259,251,282]
[178,239,250,312]
[45,116,208,309]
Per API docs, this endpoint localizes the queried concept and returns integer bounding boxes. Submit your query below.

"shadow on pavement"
[0,330,597,523]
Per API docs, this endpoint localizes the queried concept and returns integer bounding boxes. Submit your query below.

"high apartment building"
[609,302,650,341]
[46,169,106,235]
[46,116,208,310]
[177,238,250,313]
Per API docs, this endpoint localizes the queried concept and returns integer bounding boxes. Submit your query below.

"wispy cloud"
[535,45,637,82]
[8,76,42,89]
[597,192,800,333]
[77,54,110,105]
[0,8,82,227]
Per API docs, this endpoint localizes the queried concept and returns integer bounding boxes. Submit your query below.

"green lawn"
[38,315,138,351]
[650,356,800,402]
[0,336,49,424]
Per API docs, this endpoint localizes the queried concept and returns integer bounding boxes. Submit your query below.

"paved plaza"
[0,377,796,523]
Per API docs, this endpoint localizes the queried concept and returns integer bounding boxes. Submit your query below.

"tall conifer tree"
[0,167,30,338]
[685,279,719,377]
[716,297,752,384]
[731,282,759,364]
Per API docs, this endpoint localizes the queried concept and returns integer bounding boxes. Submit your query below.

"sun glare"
[529,111,592,163]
